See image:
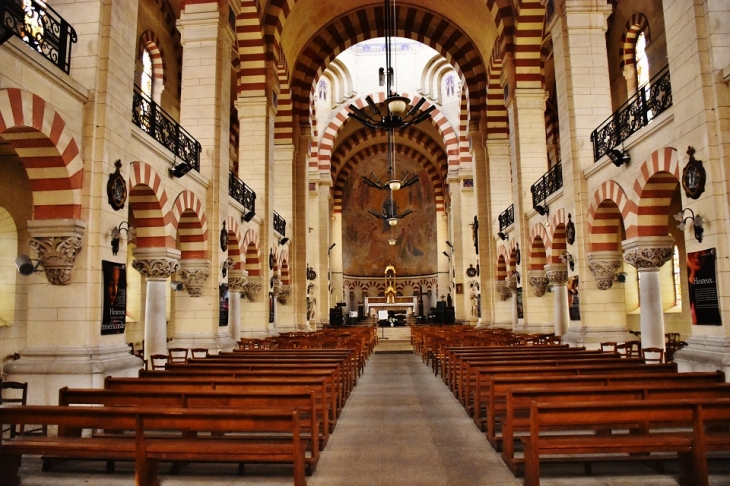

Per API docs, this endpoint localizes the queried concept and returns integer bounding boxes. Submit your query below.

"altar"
[364,296,417,317]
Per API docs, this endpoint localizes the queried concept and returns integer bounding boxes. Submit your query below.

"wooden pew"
[482,370,726,439]
[521,398,730,486]
[501,382,730,474]
[110,375,338,435]
[0,406,308,486]
[58,387,322,474]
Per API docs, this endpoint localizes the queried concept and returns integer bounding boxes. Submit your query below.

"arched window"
[635,32,650,88]
[672,245,682,307]
[141,48,153,98]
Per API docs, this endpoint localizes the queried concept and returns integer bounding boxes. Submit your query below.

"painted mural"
[341,151,437,277]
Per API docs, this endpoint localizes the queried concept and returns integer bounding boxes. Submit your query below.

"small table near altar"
[364,296,417,317]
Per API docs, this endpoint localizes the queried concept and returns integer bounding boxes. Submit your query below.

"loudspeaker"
[15,255,36,276]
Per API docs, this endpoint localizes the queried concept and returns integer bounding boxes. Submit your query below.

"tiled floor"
[14,344,730,485]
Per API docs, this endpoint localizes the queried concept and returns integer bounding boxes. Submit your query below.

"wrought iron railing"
[590,65,672,162]
[498,204,514,232]
[273,211,286,237]
[229,171,256,213]
[1,0,77,74]
[531,163,562,209]
[132,86,201,171]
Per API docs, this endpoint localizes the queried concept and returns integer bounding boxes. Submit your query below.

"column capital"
[622,236,675,270]
[587,250,623,290]
[528,270,550,297]
[544,263,569,285]
[27,219,86,285]
[242,276,263,302]
[132,247,181,280]
[228,273,248,293]
[178,259,211,297]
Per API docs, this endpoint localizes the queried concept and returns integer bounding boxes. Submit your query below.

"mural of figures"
[341,151,437,277]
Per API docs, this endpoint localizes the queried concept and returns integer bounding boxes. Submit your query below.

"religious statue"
[384,265,397,304]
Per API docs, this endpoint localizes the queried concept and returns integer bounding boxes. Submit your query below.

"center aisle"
[309,351,521,486]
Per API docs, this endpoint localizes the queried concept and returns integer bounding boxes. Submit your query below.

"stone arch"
[486,43,508,139]
[278,250,290,285]
[138,30,165,102]
[235,0,267,98]
[318,92,459,171]
[587,181,635,251]
[129,161,173,249]
[620,13,651,70]
[170,190,208,260]
[631,147,680,238]
[549,208,567,264]
[226,216,245,270]
[242,228,261,276]
[0,88,83,220]
[530,223,550,271]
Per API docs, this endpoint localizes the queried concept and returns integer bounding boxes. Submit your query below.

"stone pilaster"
[545,263,569,336]
[587,251,622,290]
[26,219,86,286]
[177,259,211,298]
[622,236,674,350]
[132,248,181,362]
[227,270,248,344]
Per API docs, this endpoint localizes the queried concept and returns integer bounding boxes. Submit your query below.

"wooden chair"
[600,342,617,353]
[1,381,27,438]
[615,342,628,358]
[147,354,169,370]
[665,332,680,345]
[642,347,665,364]
[167,348,189,364]
[190,348,208,359]
[625,340,642,358]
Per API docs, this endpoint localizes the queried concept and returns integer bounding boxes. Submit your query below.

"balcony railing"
[590,65,672,162]
[132,86,201,171]
[273,211,286,237]
[1,0,77,74]
[531,163,562,209]
[229,171,256,213]
[498,204,514,233]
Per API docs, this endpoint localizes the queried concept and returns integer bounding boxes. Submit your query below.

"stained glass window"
[141,48,153,98]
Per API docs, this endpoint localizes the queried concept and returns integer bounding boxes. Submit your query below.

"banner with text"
[102,260,127,335]
[687,248,722,325]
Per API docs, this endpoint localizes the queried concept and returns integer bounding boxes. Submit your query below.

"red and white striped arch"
[129,161,173,249]
[0,88,83,220]
[548,208,567,264]
[318,92,459,172]
[241,228,261,277]
[275,63,293,144]
[497,247,508,281]
[587,180,635,252]
[278,250,290,285]
[226,215,245,271]
[170,190,208,261]
[458,87,471,166]
[620,13,651,69]
[530,223,550,271]
[486,43,508,139]
[632,147,680,238]
[138,30,165,89]
[236,0,267,98]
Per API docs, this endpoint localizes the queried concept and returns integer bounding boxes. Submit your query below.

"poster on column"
[516,288,523,319]
[219,284,229,327]
[101,261,127,335]
[687,248,722,325]
[269,292,275,323]
[568,275,581,321]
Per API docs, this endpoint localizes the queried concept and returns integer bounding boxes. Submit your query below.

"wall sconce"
[279,237,290,245]
[498,232,508,241]
[222,257,234,278]
[535,204,549,216]
[560,250,575,271]
[110,221,135,256]
[169,162,193,178]
[675,208,704,243]
[607,148,630,167]
[508,270,521,284]
[15,255,42,276]
[242,209,255,222]
[515,243,521,265]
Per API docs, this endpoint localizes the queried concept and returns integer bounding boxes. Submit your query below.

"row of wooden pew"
[419,327,730,486]
[0,326,377,486]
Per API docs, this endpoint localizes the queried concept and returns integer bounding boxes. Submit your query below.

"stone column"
[487,139,512,325]
[470,121,492,328]
[227,270,248,343]
[545,263,569,336]
[26,219,86,286]
[447,176,466,320]
[622,236,674,350]
[132,248,181,362]
[505,273,520,331]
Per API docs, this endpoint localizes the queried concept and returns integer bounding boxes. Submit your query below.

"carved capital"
[545,269,568,286]
[622,236,674,270]
[587,251,622,290]
[277,285,291,305]
[26,219,86,285]
[528,270,549,297]
[133,258,180,280]
[495,282,512,301]
[178,259,210,297]
[242,276,263,302]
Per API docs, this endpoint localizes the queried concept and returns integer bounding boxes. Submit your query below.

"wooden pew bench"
[521,398,730,486]
[0,406,308,486]
[58,387,322,474]
[500,382,730,474]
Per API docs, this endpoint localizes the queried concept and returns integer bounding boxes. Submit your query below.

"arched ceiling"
[279,1,497,119]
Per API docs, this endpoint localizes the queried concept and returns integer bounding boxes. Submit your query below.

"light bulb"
[388,218,398,227]
[388,180,401,191]
[387,96,409,116]
[388,238,396,246]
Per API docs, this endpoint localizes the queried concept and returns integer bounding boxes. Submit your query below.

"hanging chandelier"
[361,129,419,191]
[368,189,412,227]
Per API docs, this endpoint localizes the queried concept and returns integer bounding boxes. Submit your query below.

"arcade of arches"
[1,0,730,399]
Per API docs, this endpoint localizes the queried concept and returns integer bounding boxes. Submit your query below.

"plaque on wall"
[682,146,706,200]
[106,160,127,211]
